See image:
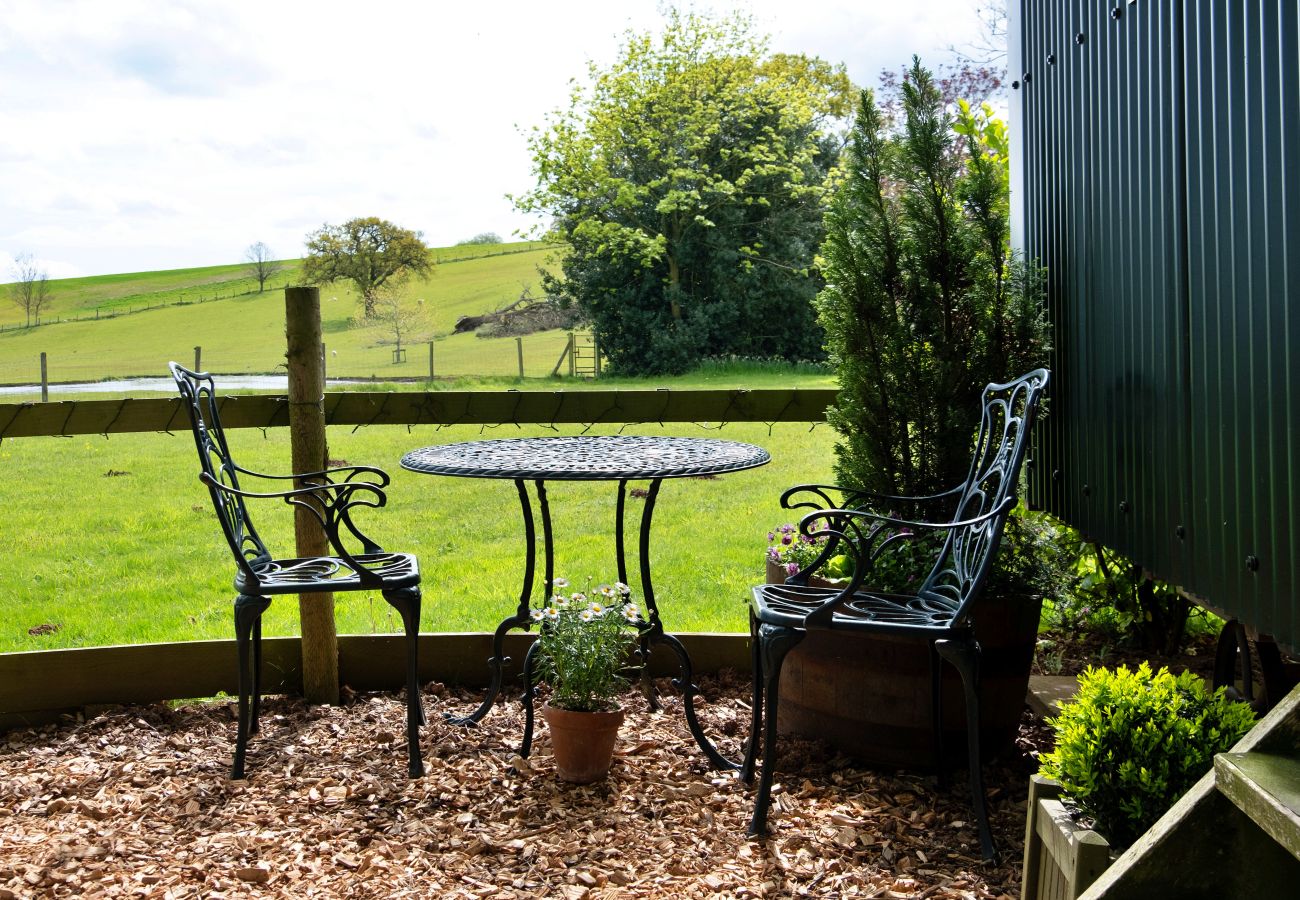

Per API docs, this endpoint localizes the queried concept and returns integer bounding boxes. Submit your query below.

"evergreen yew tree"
[817,58,1048,496]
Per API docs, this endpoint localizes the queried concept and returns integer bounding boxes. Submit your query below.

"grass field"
[0,245,576,386]
[0,241,553,327]
[0,418,838,654]
[0,243,842,652]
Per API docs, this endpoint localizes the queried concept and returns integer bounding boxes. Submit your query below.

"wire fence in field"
[0,332,601,401]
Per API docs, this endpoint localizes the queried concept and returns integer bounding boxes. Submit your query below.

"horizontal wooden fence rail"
[0,634,750,731]
[0,388,837,439]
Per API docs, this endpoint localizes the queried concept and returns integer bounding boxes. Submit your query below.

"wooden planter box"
[766,561,1042,768]
[1022,775,1116,900]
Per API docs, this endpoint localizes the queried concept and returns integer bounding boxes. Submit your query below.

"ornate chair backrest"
[918,368,1050,624]
[169,362,271,583]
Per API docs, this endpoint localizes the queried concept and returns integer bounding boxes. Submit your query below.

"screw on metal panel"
[1052,469,1062,482]
[1175,525,1186,539]
[1023,71,1032,83]
[1111,7,1123,19]
[1076,32,1087,44]
[1246,555,1260,572]
[1082,484,1092,497]
[1012,80,1021,90]
[1119,500,1131,514]
[1047,54,1056,65]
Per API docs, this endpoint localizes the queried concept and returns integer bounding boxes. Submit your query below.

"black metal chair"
[168,362,424,779]
[741,368,1049,861]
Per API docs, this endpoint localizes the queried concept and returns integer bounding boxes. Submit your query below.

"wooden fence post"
[428,341,435,380]
[285,285,339,705]
[40,353,48,403]
[516,337,525,378]
[193,346,201,372]
[568,332,576,377]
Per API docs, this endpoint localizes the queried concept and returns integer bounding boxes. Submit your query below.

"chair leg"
[930,641,948,788]
[748,623,804,837]
[935,636,995,862]
[232,594,271,780]
[251,615,264,736]
[382,587,424,778]
[740,612,763,785]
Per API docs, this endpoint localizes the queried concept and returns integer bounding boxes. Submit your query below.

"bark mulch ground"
[1,671,1052,899]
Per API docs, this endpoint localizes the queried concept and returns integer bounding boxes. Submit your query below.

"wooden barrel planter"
[768,562,1042,768]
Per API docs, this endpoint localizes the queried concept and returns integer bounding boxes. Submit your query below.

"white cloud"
[0,0,988,277]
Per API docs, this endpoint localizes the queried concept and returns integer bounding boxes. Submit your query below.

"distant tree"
[514,9,852,375]
[458,232,503,245]
[244,242,282,292]
[950,0,1008,69]
[9,252,52,327]
[374,292,431,363]
[302,218,433,318]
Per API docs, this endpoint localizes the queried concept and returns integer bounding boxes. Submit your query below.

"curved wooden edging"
[0,632,750,731]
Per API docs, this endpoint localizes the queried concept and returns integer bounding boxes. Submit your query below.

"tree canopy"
[302,218,432,317]
[515,10,852,374]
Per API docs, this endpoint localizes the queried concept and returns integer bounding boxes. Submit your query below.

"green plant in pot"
[1038,662,1255,849]
[532,578,643,783]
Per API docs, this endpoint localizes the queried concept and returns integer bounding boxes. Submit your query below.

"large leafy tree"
[515,10,852,374]
[818,59,1048,496]
[302,217,432,318]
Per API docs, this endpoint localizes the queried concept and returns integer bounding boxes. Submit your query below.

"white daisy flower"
[530,609,545,622]
[552,577,569,588]
[621,604,640,623]
[589,602,606,616]
[614,582,631,596]
[579,609,594,622]
[544,607,560,621]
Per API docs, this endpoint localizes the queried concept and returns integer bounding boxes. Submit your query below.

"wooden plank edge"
[0,633,751,727]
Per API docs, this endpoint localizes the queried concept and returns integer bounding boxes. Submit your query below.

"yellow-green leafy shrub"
[1038,663,1255,848]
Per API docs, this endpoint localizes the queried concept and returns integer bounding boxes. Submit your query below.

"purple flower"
[780,524,795,534]
[767,547,781,564]
[781,534,793,545]
[786,562,799,575]
[767,531,775,542]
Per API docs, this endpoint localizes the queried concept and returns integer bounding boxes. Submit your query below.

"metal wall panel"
[1016,0,1299,649]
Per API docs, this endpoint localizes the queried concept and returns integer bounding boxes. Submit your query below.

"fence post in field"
[193,346,201,372]
[285,285,339,705]
[594,335,602,377]
[516,337,524,378]
[40,352,48,403]
[568,332,576,377]
[428,341,435,380]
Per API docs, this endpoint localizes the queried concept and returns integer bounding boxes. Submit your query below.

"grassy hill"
[0,242,576,385]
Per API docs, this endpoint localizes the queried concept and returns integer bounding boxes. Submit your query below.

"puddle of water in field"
[0,376,368,397]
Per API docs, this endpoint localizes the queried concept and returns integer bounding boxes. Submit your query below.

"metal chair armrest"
[230,462,391,488]
[796,499,1015,628]
[201,473,392,580]
[780,482,965,516]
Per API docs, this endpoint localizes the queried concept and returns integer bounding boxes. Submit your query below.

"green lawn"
[0,418,837,653]
[0,246,575,386]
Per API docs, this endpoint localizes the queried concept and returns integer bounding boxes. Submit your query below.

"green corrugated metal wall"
[1013,0,1298,649]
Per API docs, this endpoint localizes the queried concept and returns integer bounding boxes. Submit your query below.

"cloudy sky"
[0,0,991,279]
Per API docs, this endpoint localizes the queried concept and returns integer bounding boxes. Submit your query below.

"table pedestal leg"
[447,478,541,727]
[651,631,741,771]
[518,639,544,757]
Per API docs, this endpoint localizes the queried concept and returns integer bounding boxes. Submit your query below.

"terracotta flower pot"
[542,702,625,784]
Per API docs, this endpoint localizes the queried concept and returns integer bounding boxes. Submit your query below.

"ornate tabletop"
[400,435,770,481]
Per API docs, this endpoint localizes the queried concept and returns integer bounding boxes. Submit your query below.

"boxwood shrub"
[1038,662,1256,848]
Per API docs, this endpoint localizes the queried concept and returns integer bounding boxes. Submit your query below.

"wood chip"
[0,673,1046,898]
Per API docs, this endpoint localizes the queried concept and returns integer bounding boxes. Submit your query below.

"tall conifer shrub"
[817,58,1049,496]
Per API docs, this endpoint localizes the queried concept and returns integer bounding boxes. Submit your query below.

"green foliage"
[532,579,643,712]
[816,59,1049,497]
[516,9,852,375]
[302,217,433,318]
[1039,662,1255,848]
[458,232,503,245]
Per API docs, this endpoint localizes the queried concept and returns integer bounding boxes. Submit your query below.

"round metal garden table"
[400,434,770,769]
